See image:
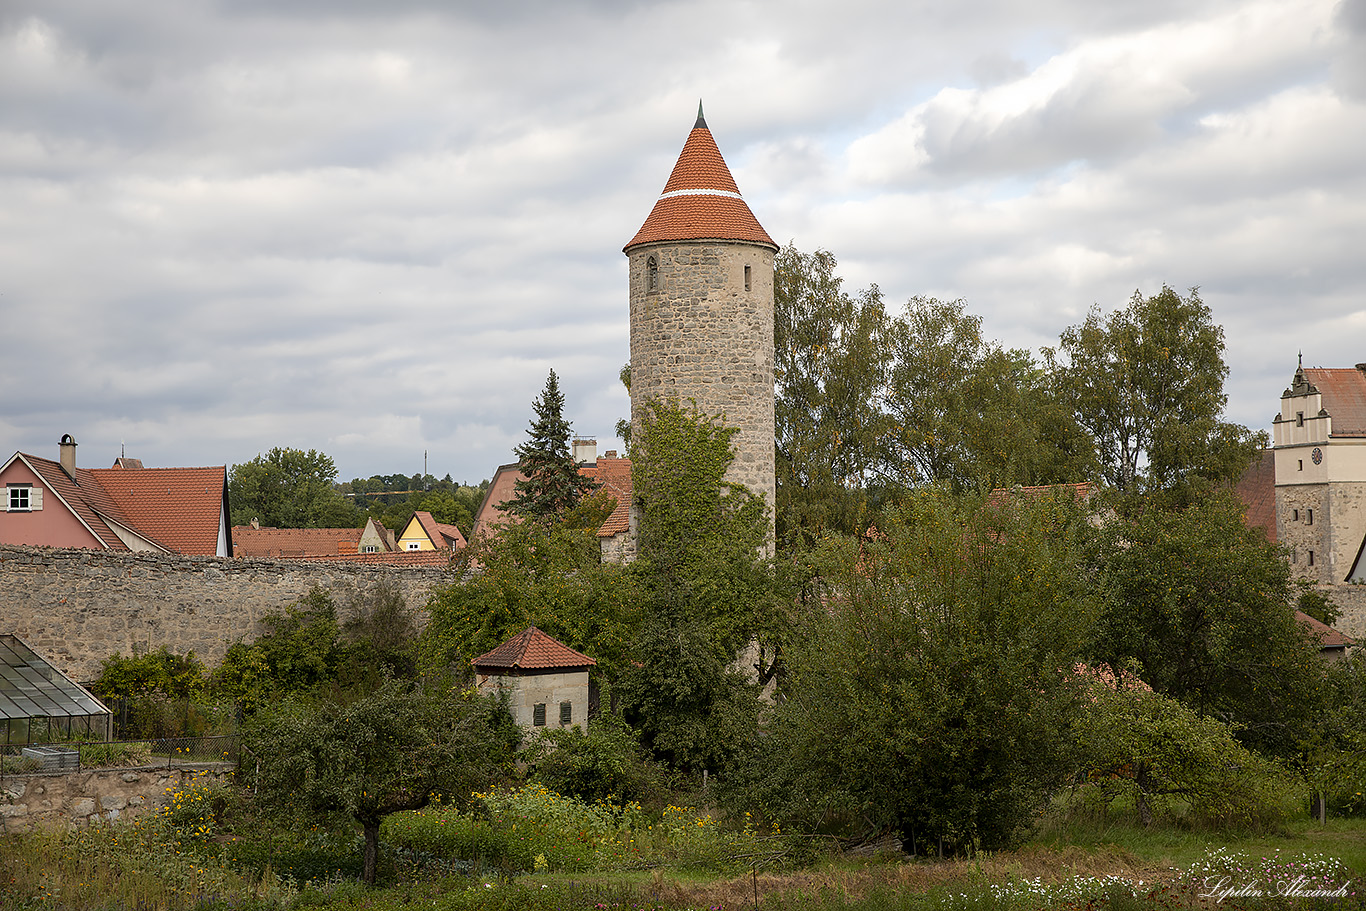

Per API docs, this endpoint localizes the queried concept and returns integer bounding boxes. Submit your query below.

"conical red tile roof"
[472,626,596,671]
[624,108,776,252]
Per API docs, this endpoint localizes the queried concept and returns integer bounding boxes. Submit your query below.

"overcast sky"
[3,0,1364,485]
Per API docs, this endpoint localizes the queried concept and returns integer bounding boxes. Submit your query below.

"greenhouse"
[0,635,111,750]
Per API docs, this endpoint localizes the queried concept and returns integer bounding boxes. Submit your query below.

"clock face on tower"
[1312,447,1323,465]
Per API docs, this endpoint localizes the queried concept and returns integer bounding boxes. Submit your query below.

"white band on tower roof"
[659,188,744,200]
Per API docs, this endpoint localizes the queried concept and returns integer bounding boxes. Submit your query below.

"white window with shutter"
[5,485,41,511]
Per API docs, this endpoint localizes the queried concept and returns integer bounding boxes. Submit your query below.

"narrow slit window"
[533,703,547,726]
[1308,551,1315,567]
[1293,508,1300,521]
[1307,509,1314,525]
[1297,411,1305,427]
[1299,460,1304,471]
[646,256,659,292]
[744,264,751,291]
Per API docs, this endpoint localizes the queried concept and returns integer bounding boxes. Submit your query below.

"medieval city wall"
[0,545,449,682]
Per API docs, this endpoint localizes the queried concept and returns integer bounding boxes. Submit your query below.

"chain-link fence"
[0,734,238,777]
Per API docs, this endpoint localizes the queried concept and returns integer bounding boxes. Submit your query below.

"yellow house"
[395,510,467,552]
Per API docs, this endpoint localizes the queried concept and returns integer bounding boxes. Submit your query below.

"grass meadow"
[2,775,1364,911]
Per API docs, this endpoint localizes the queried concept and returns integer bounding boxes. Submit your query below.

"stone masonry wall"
[628,241,776,516]
[1275,483,1366,642]
[1,545,450,681]
[1277,483,1331,582]
[0,765,234,834]
[476,669,590,734]
[1325,583,1366,641]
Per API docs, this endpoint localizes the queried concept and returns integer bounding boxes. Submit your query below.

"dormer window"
[646,256,659,293]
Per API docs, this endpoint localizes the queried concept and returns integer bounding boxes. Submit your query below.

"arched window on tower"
[646,256,659,293]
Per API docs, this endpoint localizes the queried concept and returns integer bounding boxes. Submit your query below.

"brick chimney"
[58,434,78,476]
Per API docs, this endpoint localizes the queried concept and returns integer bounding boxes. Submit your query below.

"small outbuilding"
[1,635,112,751]
[472,627,595,734]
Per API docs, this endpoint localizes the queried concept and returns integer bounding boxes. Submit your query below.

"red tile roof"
[296,549,451,566]
[89,467,226,557]
[18,454,143,550]
[437,521,467,548]
[232,526,364,558]
[624,114,775,252]
[985,482,1097,509]
[579,455,633,537]
[473,456,633,540]
[5,449,228,556]
[1303,367,1366,437]
[1297,610,1355,650]
[472,626,595,671]
[1234,449,1276,543]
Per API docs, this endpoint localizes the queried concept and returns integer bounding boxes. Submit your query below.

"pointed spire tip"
[694,99,707,130]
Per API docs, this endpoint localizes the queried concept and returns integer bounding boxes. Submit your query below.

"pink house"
[0,435,231,557]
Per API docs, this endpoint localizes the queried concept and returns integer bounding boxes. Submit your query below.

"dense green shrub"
[735,490,1096,854]
[92,647,219,738]
[383,784,776,875]
[525,714,663,804]
[1074,683,1304,830]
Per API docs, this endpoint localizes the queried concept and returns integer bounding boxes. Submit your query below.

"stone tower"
[623,104,778,512]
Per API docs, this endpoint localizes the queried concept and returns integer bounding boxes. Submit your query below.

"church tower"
[623,104,778,513]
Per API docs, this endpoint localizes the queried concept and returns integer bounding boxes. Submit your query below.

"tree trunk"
[1135,763,1154,827]
[363,820,380,885]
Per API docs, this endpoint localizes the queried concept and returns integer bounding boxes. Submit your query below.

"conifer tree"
[506,369,598,520]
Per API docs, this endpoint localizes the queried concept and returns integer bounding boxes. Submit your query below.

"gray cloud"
[0,0,1361,484]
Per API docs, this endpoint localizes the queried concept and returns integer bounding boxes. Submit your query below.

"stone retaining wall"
[0,765,234,834]
[1,545,451,681]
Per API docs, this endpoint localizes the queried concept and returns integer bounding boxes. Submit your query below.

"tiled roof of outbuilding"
[1303,367,1366,437]
[624,110,775,252]
[472,626,596,671]
[1297,611,1355,650]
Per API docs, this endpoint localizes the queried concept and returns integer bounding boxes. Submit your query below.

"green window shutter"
[559,701,572,725]
[533,703,546,726]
